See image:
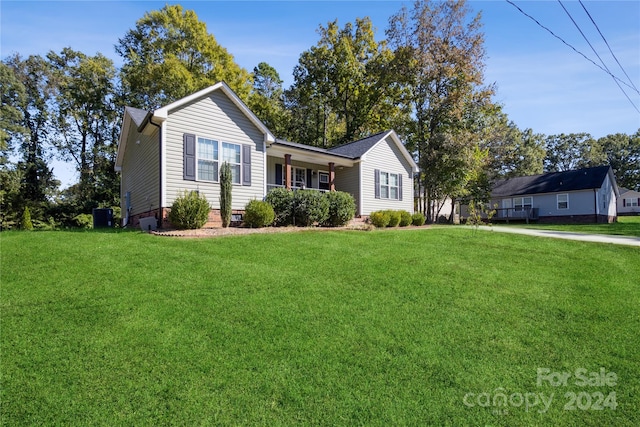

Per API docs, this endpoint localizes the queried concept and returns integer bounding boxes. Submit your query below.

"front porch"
[494,207,539,224]
[265,140,354,193]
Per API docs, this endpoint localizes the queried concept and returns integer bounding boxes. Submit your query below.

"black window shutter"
[306,169,313,188]
[275,164,283,185]
[242,144,251,186]
[374,169,380,199]
[623,199,626,207]
[183,133,196,181]
[637,198,640,205]
[398,174,403,201]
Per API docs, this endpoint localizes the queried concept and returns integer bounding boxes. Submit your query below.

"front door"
[502,199,512,218]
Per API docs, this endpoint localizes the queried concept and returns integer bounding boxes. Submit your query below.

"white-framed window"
[221,142,241,184]
[196,138,241,183]
[197,137,218,182]
[379,171,399,200]
[625,198,639,207]
[290,167,306,188]
[514,197,532,212]
[319,172,329,184]
[557,193,568,210]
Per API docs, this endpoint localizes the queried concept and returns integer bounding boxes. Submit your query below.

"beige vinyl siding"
[360,135,414,215]
[120,125,159,217]
[164,91,265,209]
[335,163,361,214]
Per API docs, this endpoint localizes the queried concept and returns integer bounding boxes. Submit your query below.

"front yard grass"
[1,228,638,426]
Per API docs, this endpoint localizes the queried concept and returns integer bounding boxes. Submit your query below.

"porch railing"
[267,184,329,193]
[494,207,539,224]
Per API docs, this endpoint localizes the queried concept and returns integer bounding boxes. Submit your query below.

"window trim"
[557,193,569,210]
[513,196,533,212]
[378,170,399,200]
[290,167,307,188]
[624,198,639,207]
[221,141,241,185]
[195,136,242,184]
[196,136,219,183]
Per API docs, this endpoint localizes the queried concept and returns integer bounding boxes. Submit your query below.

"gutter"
[147,115,162,228]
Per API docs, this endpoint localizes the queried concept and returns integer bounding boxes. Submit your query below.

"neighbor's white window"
[197,137,218,182]
[221,142,241,184]
[625,198,639,207]
[514,197,532,212]
[379,171,399,200]
[557,194,569,210]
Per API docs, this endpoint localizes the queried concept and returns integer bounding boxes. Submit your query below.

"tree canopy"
[116,4,252,110]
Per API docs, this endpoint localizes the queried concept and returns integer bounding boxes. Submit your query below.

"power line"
[579,0,639,93]
[505,0,640,99]
[557,0,639,113]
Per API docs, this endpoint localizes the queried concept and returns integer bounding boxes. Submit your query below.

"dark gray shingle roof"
[327,131,390,158]
[125,106,149,128]
[492,165,612,197]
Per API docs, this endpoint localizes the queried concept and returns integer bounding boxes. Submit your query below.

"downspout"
[148,116,162,228]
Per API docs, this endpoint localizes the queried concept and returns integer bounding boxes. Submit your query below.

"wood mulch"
[150,223,376,238]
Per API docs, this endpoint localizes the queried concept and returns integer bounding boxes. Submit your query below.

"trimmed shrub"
[386,210,401,227]
[369,210,390,228]
[244,200,275,228]
[169,190,210,229]
[398,210,412,227]
[323,191,356,227]
[73,213,93,229]
[265,188,294,226]
[292,189,329,226]
[21,206,33,230]
[411,212,426,226]
[219,162,232,228]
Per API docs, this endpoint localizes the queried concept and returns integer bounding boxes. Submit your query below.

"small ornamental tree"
[21,206,33,230]
[219,162,232,228]
[169,190,210,229]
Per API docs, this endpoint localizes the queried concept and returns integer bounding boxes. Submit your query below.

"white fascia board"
[115,112,133,171]
[151,81,276,143]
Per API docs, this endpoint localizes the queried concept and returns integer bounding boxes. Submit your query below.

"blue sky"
[2,1,639,188]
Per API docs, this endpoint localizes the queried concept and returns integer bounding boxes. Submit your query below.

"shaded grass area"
[495,215,640,237]
[1,229,639,426]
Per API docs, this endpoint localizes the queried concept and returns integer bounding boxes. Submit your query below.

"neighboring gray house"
[488,166,619,224]
[617,187,640,216]
[115,82,418,227]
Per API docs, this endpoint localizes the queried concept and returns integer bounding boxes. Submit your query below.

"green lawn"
[2,228,639,426]
[494,215,640,237]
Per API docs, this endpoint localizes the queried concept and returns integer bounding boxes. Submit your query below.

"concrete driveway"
[477,226,640,247]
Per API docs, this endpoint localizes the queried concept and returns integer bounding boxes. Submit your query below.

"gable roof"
[124,106,148,128]
[329,130,419,172]
[328,131,389,158]
[492,165,617,197]
[115,82,275,171]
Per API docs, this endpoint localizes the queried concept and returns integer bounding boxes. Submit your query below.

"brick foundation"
[127,208,245,229]
[537,214,616,224]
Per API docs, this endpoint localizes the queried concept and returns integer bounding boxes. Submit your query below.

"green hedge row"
[369,210,425,228]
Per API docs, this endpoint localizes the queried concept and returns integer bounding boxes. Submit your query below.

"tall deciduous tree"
[543,133,594,172]
[481,112,545,178]
[286,17,403,147]
[116,4,252,110]
[48,48,118,210]
[2,55,58,219]
[387,0,495,221]
[248,62,288,137]
[598,131,640,191]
